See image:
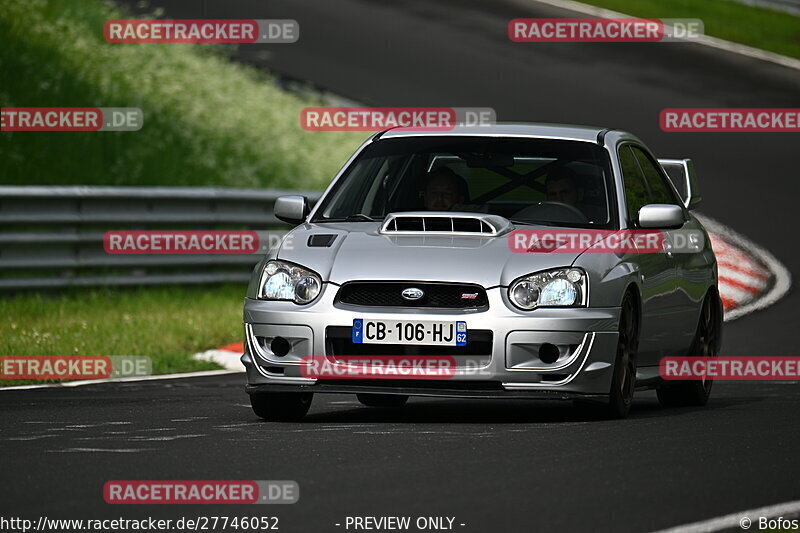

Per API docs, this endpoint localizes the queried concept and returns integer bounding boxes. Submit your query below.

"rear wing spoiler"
[658,158,701,210]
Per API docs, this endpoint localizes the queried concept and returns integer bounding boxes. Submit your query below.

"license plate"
[352,319,467,346]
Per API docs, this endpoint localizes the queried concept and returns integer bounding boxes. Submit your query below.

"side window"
[619,145,649,224]
[631,147,682,206]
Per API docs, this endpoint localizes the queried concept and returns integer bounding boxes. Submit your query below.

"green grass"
[0,0,369,384]
[577,0,800,59]
[0,285,245,386]
[0,0,366,188]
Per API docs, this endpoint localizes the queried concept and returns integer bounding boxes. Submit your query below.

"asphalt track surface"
[2,376,800,533]
[4,0,800,531]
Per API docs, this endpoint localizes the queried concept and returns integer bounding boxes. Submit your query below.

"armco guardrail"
[0,186,322,290]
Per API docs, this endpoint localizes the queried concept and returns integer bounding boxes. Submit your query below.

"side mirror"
[638,204,685,229]
[658,158,701,210]
[274,195,309,225]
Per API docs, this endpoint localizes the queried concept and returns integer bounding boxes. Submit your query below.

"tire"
[657,293,722,407]
[606,291,639,418]
[356,393,409,407]
[250,392,313,421]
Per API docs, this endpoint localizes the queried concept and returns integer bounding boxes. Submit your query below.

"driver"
[423,168,469,211]
[545,166,583,207]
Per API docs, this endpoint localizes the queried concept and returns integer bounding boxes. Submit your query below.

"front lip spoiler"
[245,382,608,401]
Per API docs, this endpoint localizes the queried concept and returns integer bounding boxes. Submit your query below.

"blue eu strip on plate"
[352,318,364,343]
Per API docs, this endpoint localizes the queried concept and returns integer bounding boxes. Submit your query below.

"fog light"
[270,337,291,357]
[539,343,560,364]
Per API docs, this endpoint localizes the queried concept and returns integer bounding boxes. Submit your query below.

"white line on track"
[45,448,151,453]
[0,369,240,391]
[529,0,800,71]
[651,499,800,532]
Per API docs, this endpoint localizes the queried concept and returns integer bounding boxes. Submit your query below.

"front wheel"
[657,293,722,407]
[607,292,639,418]
[250,392,313,421]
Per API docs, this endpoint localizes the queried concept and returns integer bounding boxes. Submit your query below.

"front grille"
[336,282,489,309]
[325,326,493,358]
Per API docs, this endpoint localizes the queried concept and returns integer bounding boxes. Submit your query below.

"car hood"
[276,222,586,287]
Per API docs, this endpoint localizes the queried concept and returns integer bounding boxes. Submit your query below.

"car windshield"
[313,136,615,228]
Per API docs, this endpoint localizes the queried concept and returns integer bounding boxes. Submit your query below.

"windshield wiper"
[320,214,378,222]
[509,219,556,227]
[344,214,376,222]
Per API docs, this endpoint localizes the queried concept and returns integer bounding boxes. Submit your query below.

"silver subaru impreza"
[242,124,722,420]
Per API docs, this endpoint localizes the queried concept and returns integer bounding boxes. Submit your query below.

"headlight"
[258,260,322,304]
[508,268,587,310]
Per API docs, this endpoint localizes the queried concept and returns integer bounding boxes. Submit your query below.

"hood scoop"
[380,212,511,236]
[307,234,338,247]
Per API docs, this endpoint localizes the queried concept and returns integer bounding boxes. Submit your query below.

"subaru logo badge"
[401,287,424,301]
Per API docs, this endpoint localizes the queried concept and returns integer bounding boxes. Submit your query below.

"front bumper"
[242,284,621,399]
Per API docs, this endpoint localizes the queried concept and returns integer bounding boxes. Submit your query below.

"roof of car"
[379,122,612,143]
